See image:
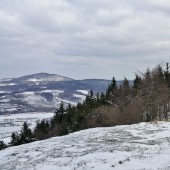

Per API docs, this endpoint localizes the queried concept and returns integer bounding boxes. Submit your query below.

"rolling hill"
[0,73,111,114]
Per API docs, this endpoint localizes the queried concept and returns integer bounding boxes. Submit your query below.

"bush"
[83,106,121,128]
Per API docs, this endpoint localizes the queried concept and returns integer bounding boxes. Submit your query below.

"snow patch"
[27,78,39,82]
[73,94,86,101]
[42,90,63,93]
[76,90,89,95]
[0,83,16,86]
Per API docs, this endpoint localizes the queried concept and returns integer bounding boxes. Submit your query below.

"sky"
[0,0,170,80]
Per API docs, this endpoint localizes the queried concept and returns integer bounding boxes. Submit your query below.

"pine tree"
[0,141,7,150]
[123,78,131,92]
[123,77,131,101]
[90,90,94,99]
[99,92,107,105]
[106,76,117,101]
[111,76,117,89]
[164,63,170,87]
[10,132,19,146]
[66,103,72,124]
[34,119,50,140]
[55,101,65,124]
[132,74,142,96]
[21,122,34,143]
[52,102,71,135]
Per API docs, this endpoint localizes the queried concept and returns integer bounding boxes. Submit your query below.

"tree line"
[0,63,170,150]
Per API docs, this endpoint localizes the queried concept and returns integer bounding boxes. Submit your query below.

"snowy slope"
[0,122,170,170]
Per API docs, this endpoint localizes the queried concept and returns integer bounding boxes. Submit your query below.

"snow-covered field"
[0,122,170,170]
[0,113,54,144]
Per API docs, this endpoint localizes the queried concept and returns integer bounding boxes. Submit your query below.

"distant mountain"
[0,73,111,114]
[7,73,73,83]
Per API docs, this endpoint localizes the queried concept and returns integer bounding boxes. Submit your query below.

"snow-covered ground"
[0,122,170,170]
[0,83,16,86]
[0,113,54,144]
[76,90,89,95]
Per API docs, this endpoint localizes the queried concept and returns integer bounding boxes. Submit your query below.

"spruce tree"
[132,74,142,96]
[110,76,117,90]
[90,90,94,99]
[19,122,34,144]
[164,63,170,87]
[106,76,118,104]
[0,141,7,150]
[55,101,65,124]
[10,132,19,146]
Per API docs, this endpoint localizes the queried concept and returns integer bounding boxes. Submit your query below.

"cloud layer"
[0,0,170,79]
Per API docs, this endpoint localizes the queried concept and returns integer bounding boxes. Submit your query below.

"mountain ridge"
[5,72,74,83]
[0,73,111,114]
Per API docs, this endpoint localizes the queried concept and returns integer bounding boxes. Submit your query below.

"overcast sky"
[0,0,170,80]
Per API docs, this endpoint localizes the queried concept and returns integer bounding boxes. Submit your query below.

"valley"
[0,112,54,144]
[0,73,111,114]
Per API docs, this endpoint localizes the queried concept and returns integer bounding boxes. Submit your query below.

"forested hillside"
[1,63,170,149]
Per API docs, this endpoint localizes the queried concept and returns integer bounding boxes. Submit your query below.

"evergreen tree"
[111,76,117,89]
[19,122,34,144]
[54,101,65,124]
[157,64,165,82]
[53,102,71,135]
[10,132,19,146]
[100,92,107,105]
[0,140,7,150]
[66,103,72,124]
[123,78,131,93]
[34,119,50,140]
[164,63,170,87]
[123,77,131,101]
[106,76,117,101]
[132,74,142,96]
[90,90,94,99]
[10,122,34,145]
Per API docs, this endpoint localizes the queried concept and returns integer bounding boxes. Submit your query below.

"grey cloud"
[0,0,170,79]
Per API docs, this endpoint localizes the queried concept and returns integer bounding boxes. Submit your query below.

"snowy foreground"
[0,122,170,170]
